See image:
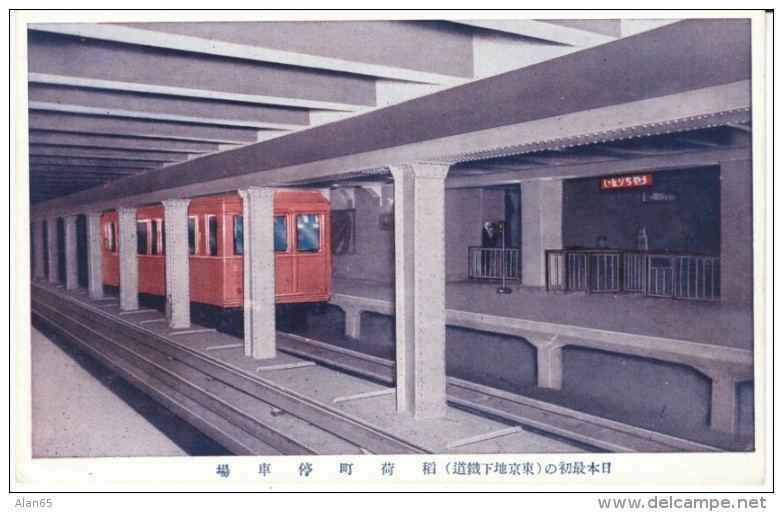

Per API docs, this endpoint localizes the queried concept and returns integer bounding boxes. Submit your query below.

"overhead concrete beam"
[29,155,164,169]
[29,101,304,131]
[28,131,220,153]
[28,110,260,144]
[31,22,470,86]
[454,19,616,46]
[28,28,378,110]
[29,144,190,162]
[28,83,310,127]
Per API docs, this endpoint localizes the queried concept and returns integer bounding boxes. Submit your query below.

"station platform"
[30,325,229,458]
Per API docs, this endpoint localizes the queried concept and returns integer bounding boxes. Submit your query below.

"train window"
[137,221,148,255]
[296,214,320,252]
[233,215,243,255]
[207,215,218,256]
[105,223,116,252]
[274,216,288,252]
[188,216,197,255]
[160,221,165,255]
[151,219,159,255]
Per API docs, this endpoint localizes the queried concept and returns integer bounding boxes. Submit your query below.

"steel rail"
[277,332,722,453]
[33,298,319,455]
[32,285,429,455]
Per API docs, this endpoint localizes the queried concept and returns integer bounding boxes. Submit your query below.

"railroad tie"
[140,318,169,325]
[257,361,316,372]
[206,343,244,352]
[168,328,217,336]
[446,426,524,449]
[119,309,157,316]
[332,388,395,404]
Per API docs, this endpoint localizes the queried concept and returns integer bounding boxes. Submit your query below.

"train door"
[273,191,331,303]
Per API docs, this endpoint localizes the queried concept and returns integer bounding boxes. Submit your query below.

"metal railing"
[545,249,720,301]
[468,247,521,280]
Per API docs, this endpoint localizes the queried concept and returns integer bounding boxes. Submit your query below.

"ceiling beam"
[29,155,165,169]
[30,22,470,86]
[30,166,141,176]
[29,145,191,162]
[28,131,220,153]
[28,111,261,144]
[28,30,378,111]
[453,19,616,46]
[28,84,310,128]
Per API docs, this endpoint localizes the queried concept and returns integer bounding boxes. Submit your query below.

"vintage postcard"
[9,9,772,502]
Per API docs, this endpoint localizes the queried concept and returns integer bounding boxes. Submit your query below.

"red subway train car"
[101,191,331,308]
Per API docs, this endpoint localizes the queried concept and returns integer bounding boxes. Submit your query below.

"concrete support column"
[390,163,449,419]
[344,306,362,340]
[86,213,104,299]
[537,343,564,390]
[720,160,753,306]
[163,199,192,329]
[117,206,139,311]
[238,188,276,359]
[46,217,59,284]
[710,376,739,434]
[63,215,79,290]
[33,219,46,281]
[521,180,563,287]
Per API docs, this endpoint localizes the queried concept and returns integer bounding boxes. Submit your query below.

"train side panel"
[101,190,331,309]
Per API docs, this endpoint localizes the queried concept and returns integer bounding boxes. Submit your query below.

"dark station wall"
[562,166,721,254]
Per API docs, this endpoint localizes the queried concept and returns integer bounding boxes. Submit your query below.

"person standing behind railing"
[481,221,500,276]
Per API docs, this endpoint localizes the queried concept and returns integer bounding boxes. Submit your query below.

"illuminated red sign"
[600,173,653,190]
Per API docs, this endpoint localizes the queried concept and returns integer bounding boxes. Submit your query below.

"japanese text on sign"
[600,173,653,190]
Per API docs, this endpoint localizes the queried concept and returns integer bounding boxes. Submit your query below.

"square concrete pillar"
[85,212,104,299]
[163,199,192,329]
[521,180,563,287]
[720,159,753,306]
[33,219,46,281]
[63,215,79,290]
[239,188,276,359]
[390,163,449,419]
[46,217,59,284]
[710,376,739,434]
[117,206,139,311]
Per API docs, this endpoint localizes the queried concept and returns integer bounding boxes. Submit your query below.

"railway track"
[31,285,429,455]
[32,284,720,454]
[277,332,721,453]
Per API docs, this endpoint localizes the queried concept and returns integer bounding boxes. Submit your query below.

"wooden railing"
[546,250,720,301]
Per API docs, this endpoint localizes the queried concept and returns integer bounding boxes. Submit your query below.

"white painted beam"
[454,19,616,46]
[30,23,467,86]
[28,101,304,131]
[29,72,371,113]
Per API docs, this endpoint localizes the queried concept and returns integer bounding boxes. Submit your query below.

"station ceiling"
[23,17,752,206]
